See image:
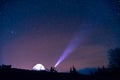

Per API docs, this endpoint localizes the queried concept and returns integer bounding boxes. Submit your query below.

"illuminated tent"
[32,64,45,71]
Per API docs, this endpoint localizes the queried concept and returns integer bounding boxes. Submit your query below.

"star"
[10,30,16,35]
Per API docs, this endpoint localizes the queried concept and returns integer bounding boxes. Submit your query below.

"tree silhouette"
[70,66,77,74]
[108,48,120,69]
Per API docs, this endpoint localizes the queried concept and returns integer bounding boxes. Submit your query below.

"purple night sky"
[0,0,120,71]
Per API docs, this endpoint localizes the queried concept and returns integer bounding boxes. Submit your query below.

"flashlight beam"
[54,32,84,67]
[54,22,96,67]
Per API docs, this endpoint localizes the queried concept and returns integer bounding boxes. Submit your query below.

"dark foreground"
[0,67,120,80]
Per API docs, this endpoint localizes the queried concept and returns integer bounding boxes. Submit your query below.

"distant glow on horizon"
[32,64,45,71]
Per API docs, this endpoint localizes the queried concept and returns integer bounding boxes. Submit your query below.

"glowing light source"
[54,23,94,67]
[32,64,45,71]
[54,36,83,67]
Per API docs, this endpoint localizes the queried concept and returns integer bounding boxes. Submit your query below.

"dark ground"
[0,65,120,80]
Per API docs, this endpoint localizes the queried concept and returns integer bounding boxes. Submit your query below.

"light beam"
[54,23,95,67]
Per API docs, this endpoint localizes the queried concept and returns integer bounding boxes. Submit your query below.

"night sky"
[0,0,120,71]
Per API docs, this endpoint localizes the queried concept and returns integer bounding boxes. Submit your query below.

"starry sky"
[0,0,120,71]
